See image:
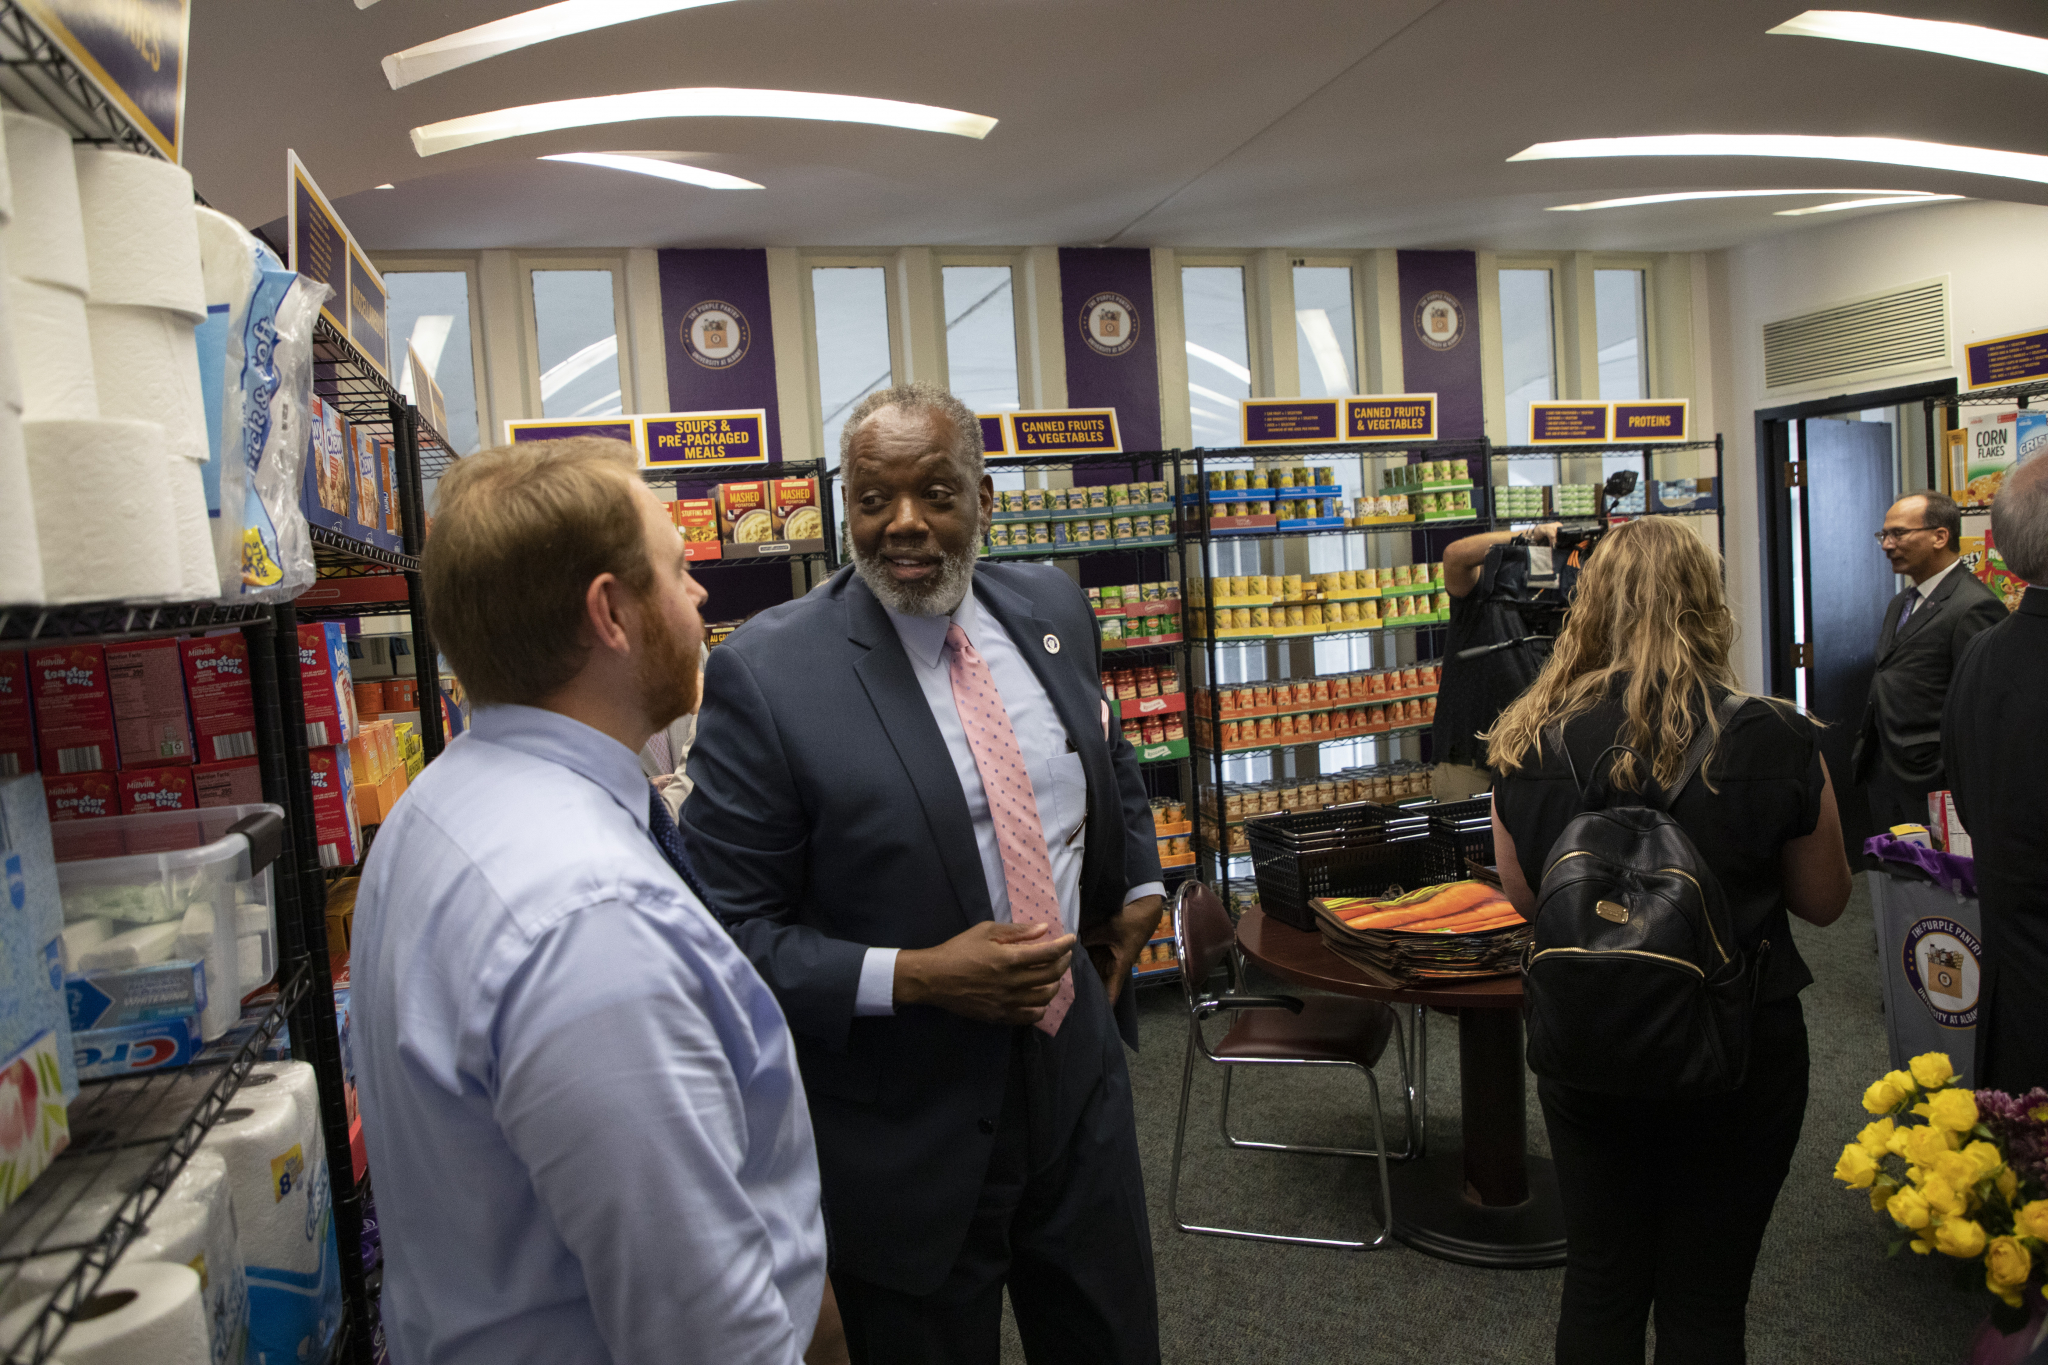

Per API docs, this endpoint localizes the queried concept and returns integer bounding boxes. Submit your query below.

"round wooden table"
[1236,906,1566,1269]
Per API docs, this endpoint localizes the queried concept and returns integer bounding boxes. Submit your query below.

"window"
[1293,266,1356,398]
[1595,269,1648,400]
[1499,268,1556,449]
[812,266,894,466]
[1182,266,1250,448]
[530,269,623,419]
[941,266,1020,414]
[385,269,481,454]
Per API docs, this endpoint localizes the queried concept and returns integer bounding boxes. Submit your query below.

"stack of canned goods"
[1099,659,1184,701]
[1190,565,1445,604]
[1196,463,1343,522]
[1117,711,1187,750]
[1198,761,1438,854]
[1383,458,1472,489]
[1149,797,1191,862]
[1193,660,1440,716]
[1088,582,1183,645]
[987,482,1174,552]
[1195,696,1436,750]
[1202,463,1339,492]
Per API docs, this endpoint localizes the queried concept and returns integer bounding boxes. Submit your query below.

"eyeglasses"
[1874,526,1933,545]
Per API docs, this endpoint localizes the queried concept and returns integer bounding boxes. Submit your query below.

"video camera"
[1453,470,1637,662]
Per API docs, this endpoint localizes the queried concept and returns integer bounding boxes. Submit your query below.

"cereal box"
[771,478,824,543]
[351,424,383,544]
[28,646,114,775]
[380,438,403,542]
[671,499,722,562]
[298,622,357,748]
[301,395,352,535]
[0,652,33,778]
[1954,409,2048,508]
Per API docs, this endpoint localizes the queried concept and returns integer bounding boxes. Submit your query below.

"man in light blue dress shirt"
[352,437,837,1364]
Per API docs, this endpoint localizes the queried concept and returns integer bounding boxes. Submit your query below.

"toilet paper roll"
[0,407,43,605]
[72,149,204,322]
[199,1083,325,1278]
[166,453,221,604]
[0,1262,207,1365]
[194,208,255,318]
[8,277,98,420]
[58,918,114,974]
[74,920,180,972]
[86,304,207,462]
[23,418,182,604]
[0,103,13,223]
[0,113,89,292]
[131,1151,248,1365]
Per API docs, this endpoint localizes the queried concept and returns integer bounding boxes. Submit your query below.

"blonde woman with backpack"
[1486,516,1851,1364]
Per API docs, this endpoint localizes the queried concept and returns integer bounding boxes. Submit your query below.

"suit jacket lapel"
[1891,567,1968,653]
[1877,589,1909,660]
[844,579,993,927]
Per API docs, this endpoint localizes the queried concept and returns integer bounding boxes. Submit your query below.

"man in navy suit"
[683,382,1164,1364]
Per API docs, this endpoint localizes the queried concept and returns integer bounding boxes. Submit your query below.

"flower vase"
[1968,1293,2048,1365]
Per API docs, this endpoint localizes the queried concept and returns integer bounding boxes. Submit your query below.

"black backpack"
[1522,693,1767,1098]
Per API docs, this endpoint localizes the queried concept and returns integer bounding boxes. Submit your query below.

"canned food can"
[1314,466,1335,488]
[1051,521,1071,546]
[1226,469,1249,490]
[1088,485,1110,509]
[1024,488,1046,512]
[1112,515,1134,539]
[1159,666,1181,694]
[1029,521,1052,544]
[990,524,1012,549]
[1148,480,1170,505]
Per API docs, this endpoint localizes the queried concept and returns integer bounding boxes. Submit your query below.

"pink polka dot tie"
[946,622,1072,1035]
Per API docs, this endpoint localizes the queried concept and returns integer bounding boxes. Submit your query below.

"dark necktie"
[1898,589,1920,627]
[646,786,710,904]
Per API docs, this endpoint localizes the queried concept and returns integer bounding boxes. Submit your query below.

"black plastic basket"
[1425,794,1496,868]
[1246,805,1465,931]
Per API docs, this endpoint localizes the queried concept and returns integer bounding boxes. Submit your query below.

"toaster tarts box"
[178,635,257,765]
[298,622,357,748]
[105,639,194,769]
[118,766,196,814]
[770,478,825,547]
[715,481,775,556]
[671,499,722,561]
[381,438,404,546]
[0,652,33,778]
[301,395,353,536]
[307,745,360,869]
[41,773,120,858]
[28,645,115,775]
[193,756,263,809]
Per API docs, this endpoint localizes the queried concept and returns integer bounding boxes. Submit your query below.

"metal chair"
[1165,880,1413,1250]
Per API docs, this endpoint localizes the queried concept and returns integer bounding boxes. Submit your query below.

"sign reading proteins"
[1611,400,1688,442]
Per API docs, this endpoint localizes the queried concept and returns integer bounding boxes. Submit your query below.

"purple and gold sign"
[1530,403,1611,445]
[289,156,348,338]
[1611,400,1688,442]
[1966,328,2048,390]
[1010,409,1120,456]
[1060,251,1160,451]
[1398,253,1483,440]
[17,0,188,161]
[1243,399,1339,446]
[659,251,784,463]
[346,241,389,380]
[504,418,640,450]
[641,410,770,469]
[978,415,1010,455]
[1344,395,1438,442]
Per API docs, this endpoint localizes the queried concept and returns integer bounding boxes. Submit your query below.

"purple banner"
[658,250,783,464]
[1966,328,2048,389]
[1397,251,1483,441]
[978,415,1008,454]
[507,419,637,445]
[1244,399,1338,445]
[1059,249,1161,453]
[1611,400,1687,441]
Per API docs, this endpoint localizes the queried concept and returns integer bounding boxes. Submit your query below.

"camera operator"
[1431,522,1563,799]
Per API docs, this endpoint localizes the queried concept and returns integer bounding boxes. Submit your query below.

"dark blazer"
[1942,585,2048,1093]
[1852,564,2006,788]
[681,561,1162,1295]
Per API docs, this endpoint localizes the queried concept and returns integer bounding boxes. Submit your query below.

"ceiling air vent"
[1763,277,1949,391]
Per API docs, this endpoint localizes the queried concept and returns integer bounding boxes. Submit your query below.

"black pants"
[1868,773,1936,835]
[832,1027,1160,1365]
[1539,999,1810,1365]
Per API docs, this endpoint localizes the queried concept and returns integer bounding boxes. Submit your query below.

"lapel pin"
[1043,634,1061,654]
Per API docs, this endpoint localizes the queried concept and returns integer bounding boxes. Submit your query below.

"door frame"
[1753,378,1957,698]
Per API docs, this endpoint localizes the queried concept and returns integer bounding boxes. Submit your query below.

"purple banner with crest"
[1059,249,1161,453]
[658,250,783,464]
[1397,251,1483,441]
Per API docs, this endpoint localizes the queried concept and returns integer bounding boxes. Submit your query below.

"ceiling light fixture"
[412,88,996,157]
[374,183,395,190]
[384,0,742,89]
[1509,135,2048,186]
[540,152,762,189]
[1768,10,2048,77]
[1546,187,1931,211]
[1774,193,1964,215]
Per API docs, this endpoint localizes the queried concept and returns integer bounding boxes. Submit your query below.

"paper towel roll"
[0,407,42,605]
[198,1084,324,1278]
[23,418,182,604]
[72,150,204,322]
[0,113,89,292]
[165,452,220,603]
[0,232,23,414]
[85,304,206,462]
[0,102,13,224]
[193,208,254,318]
[0,1261,207,1365]
[8,277,97,420]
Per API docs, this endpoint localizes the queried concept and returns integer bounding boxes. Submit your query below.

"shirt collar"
[885,585,980,669]
[468,704,652,830]
[1914,558,1962,598]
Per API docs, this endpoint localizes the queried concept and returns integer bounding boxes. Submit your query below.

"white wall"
[1710,199,2048,689]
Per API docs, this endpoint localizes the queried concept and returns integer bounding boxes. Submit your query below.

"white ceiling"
[186,0,2048,254]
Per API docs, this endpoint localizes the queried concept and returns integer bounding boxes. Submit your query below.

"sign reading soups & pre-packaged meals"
[640,410,770,470]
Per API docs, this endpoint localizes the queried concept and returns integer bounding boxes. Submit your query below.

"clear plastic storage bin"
[52,805,284,1042]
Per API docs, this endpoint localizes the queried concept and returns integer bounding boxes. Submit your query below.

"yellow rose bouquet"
[1834,1052,2048,1332]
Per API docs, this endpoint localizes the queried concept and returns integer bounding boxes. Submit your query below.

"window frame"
[1588,255,1658,401]
[800,252,902,465]
[369,250,489,449]
[514,251,634,421]
[1285,254,1368,400]
[1178,253,1259,448]
[934,252,1027,415]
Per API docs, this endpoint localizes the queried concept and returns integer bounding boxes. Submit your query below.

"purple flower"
[1976,1086,2048,1196]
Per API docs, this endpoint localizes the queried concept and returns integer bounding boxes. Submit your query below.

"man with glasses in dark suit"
[1853,490,2007,833]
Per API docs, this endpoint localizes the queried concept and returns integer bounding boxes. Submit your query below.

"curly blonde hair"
[1484,517,1742,792]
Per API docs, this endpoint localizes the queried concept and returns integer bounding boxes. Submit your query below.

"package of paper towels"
[0,408,43,605]
[198,1066,338,1365]
[0,112,90,293]
[0,1261,208,1365]
[0,232,24,415]
[8,276,98,420]
[72,148,205,321]
[23,418,181,605]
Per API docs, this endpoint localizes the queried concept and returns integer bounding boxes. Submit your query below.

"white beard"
[853,536,980,617]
